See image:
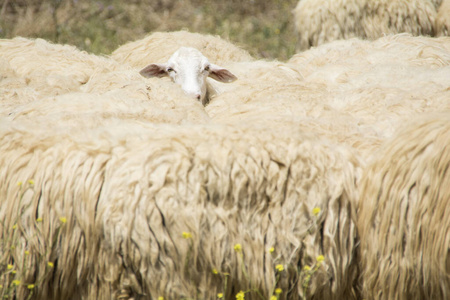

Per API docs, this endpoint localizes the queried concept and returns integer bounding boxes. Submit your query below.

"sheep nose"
[196,94,201,101]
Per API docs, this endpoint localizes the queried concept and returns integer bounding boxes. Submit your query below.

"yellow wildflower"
[12,270,16,274]
[275,264,284,272]
[36,218,43,222]
[312,207,321,216]
[59,217,67,224]
[182,232,192,239]
[28,179,34,185]
[303,265,311,271]
[7,264,13,270]
[12,280,20,286]
[17,182,23,186]
[316,255,325,262]
[47,262,54,268]
[275,288,282,294]
[218,293,224,299]
[28,284,35,289]
[234,243,242,252]
[212,268,219,275]
[270,296,277,300]
[158,297,164,300]
[25,250,30,255]
[269,247,275,253]
[12,224,17,230]
[236,291,245,300]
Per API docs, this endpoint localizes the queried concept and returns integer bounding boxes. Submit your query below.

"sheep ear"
[139,64,168,78]
[208,64,237,83]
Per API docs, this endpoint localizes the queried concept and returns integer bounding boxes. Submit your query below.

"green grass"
[0,0,299,60]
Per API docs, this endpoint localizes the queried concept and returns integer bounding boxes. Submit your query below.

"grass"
[0,0,299,60]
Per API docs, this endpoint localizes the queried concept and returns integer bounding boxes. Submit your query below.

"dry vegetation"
[0,0,299,60]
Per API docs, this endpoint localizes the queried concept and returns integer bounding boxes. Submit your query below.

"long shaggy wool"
[111,30,254,69]
[293,0,437,50]
[357,113,450,300]
[0,115,361,300]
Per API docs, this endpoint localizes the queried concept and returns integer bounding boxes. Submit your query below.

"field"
[0,0,299,60]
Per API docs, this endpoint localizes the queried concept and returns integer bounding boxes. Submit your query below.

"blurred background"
[0,0,299,60]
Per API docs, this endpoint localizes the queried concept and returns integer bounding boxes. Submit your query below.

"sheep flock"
[1,2,449,300]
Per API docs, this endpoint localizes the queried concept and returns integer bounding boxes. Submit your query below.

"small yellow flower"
[270,296,277,300]
[158,297,164,300]
[316,255,325,262]
[236,291,245,300]
[59,217,67,224]
[182,232,192,239]
[7,264,13,270]
[25,250,30,255]
[275,288,282,294]
[12,224,17,230]
[212,268,219,275]
[304,265,312,271]
[47,262,54,268]
[12,280,20,286]
[275,264,284,272]
[28,180,34,185]
[36,218,43,222]
[12,270,17,274]
[28,284,35,289]
[17,182,23,186]
[0,284,2,289]
[234,243,242,252]
[312,207,321,216]
[218,293,224,299]
[269,247,275,253]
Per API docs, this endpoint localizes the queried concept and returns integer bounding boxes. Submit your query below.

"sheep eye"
[204,65,210,72]
[167,67,175,73]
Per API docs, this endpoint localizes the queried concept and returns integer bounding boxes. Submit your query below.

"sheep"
[357,113,450,300]
[0,114,362,300]
[0,37,121,93]
[208,34,450,160]
[139,46,237,105]
[0,58,41,114]
[111,30,254,68]
[0,37,126,115]
[293,0,437,50]
[435,0,450,36]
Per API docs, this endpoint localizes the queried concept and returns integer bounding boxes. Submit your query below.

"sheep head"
[139,47,237,105]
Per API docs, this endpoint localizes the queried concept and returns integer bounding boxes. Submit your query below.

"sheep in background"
[139,46,237,105]
[0,58,41,114]
[435,0,450,36]
[111,30,254,68]
[0,37,121,93]
[0,37,127,115]
[208,34,450,160]
[357,113,450,300]
[293,0,436,50]
[0,116,362,299]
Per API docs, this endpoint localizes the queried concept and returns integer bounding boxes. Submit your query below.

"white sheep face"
[139,47,237,105]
